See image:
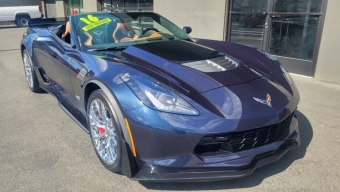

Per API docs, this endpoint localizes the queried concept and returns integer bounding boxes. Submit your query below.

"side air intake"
[182,56,238,72]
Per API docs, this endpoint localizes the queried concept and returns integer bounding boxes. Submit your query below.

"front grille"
[195,113,294,155]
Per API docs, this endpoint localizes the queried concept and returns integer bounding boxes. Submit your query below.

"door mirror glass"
[183,26,192,34]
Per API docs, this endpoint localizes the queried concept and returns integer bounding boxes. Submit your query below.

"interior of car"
[52,13,177,48]
[54,24,71,44]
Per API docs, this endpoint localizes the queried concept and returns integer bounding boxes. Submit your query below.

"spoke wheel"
[23,52,33,88]
[90,99,118,165]
[88,90,122,172]
[22,49,43,93]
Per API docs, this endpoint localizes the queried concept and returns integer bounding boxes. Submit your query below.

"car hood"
[119,40,271,93]
[93,40,297,120]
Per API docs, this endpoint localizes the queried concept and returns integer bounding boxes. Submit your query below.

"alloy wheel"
[23,53,33,88]
[89,99,118,165]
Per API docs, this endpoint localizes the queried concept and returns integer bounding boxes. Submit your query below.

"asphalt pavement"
[0,26,339,191]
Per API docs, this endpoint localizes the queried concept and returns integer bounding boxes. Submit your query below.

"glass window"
[112,0,124,8]
[101,0,112,11]
[269,15,319,60]
[124,0,138,7]
[229,14,266,49]
[72,12,190,50]
[68,0,83,8]
[231,0,268,12]
[140,0,153,7]
[273,0,322,13]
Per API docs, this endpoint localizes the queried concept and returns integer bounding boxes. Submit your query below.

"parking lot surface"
[0,26,339,191]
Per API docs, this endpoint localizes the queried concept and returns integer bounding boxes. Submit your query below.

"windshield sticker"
[82,18,112,31]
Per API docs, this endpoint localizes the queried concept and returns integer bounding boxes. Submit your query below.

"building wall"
[315,0,340,84]
[154,0,228,41]
[55,0,65,17]
[83,0,100,12]
[45,0,56,18]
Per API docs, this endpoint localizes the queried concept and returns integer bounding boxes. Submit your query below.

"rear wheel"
[22,49,43,93]
[87,89,122,172]
[16,15,30,27]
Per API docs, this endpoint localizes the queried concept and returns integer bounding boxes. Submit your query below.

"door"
[227,0,325,77]
[33,37,75,102]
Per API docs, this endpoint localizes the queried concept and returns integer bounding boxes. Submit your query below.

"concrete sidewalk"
[0,27,339,191]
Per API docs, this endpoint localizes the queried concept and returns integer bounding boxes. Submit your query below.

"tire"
[15,15,30,27]
[87,89,122,173]
[22,49,43,93]
[239,20,246,27]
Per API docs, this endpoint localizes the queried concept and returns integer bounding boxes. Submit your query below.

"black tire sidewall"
[87,89,122,172]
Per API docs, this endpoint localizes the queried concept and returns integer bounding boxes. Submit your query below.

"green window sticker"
[81,17,112,31]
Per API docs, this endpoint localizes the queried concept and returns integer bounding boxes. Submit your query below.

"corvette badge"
[253,93,272,107]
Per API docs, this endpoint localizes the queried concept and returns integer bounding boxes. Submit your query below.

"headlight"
[121,74,199,115]
[259,50,293,85]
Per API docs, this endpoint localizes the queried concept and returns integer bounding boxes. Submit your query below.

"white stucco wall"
[315,0,340,84]
[154,0,228,41]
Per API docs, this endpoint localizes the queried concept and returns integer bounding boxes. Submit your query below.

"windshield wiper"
[87,46,127,51]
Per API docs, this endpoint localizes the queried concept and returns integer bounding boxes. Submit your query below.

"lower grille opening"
[195,112,294,156]
[194,143,234,156]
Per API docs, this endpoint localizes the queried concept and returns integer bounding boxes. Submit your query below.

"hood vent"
[182,56,238,72]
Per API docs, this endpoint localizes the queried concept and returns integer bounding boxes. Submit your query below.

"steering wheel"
[142,28,159,36]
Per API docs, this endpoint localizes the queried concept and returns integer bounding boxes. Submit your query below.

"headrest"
[112,13,134,23]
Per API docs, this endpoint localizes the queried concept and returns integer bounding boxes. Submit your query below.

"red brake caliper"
[98,127,106,135]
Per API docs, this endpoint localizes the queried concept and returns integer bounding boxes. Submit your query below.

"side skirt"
[58,101,89,134]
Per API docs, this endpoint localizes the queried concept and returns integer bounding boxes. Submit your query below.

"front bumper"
[129,113,299,182]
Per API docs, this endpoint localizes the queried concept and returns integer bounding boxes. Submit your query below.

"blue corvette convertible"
[21,12,300,181]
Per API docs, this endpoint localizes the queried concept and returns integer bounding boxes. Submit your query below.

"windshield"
[72,12,191,51]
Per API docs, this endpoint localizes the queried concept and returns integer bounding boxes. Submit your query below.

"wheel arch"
[84,80,139,178]
[15,12,30,18]
[20,44,27,57]
[20,42,34,64]
[84,80,129,141]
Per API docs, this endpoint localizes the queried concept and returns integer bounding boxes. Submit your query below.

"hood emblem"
[253,93,272,107]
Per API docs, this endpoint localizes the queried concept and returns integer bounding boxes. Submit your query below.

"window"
[273,0,323,12]
[231,0,268,12]
[269,15,319,60]
[101,0,153,11]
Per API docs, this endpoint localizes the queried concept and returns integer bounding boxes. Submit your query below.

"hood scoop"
[182,56,238,72]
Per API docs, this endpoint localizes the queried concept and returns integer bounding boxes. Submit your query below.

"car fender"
[85,79,132,149]
[85,79,139,177]
[21,29,38,57]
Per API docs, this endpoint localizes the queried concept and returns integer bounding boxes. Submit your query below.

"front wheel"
[87,89,122,172]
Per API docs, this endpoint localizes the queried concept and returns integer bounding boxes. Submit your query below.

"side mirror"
[183,26,192,34]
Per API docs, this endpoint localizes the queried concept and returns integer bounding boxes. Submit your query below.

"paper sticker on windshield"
[82,18,112,31]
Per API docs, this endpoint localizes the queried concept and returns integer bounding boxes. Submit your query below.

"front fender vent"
[182,56,238,72]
